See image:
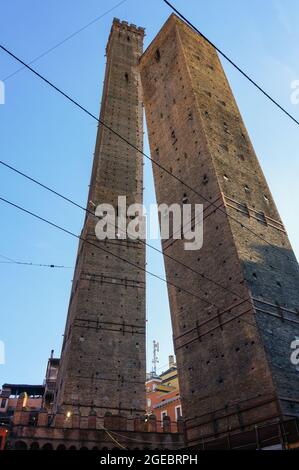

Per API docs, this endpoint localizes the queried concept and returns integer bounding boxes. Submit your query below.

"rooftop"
[2,384,45,396]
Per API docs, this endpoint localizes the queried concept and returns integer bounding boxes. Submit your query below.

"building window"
[28,412,38,427]
[175,405,182,421]
[182,193,188,205]
[155,49,161,62]
[0,398,7,409]
[160,410,168,430]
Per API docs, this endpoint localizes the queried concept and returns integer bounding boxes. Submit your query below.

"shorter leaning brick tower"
[140,14,299,447]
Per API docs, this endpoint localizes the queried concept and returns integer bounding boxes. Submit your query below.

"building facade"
[0,384,43,427]
[139,14,299,447]
[146,357,182,432]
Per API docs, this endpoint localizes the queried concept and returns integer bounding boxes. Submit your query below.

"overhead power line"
[99,423,127,450]
[0,196,218,308]
[0,37,296,337]
[101,427,183,447]
[1,0,128,82]
[0,158,253,310]
[0,195,261,337]
[0,193,287,353]
[0,253,72,269]
[0,184,284,350]
[0,42,296,276]
[163,0,299,127]
[0,18,294,339]
[0,156,265,338]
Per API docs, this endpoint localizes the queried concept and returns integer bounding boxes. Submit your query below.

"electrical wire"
[0,9,294,440]
[99,423,128,450]
[0,195,275,341]
[0,18,294,343]
[1,0,128,82]
[104,427,184,448]
[0,155,264,339]
[0,195,218,308]
[0,61,285,333]
[0,158,253,309]
[162,0,299,127]
[0,41,296,277]
[0,253,72,268]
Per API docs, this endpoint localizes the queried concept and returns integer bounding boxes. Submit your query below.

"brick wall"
[139,14,299,446]
[54,19,146,419]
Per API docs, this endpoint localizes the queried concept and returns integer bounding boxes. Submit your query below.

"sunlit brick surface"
[54,19,146,419]
[140,14,299,446]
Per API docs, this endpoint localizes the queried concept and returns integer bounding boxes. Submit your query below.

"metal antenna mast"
[152,340,159,376]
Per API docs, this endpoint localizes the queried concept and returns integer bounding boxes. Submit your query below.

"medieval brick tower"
[54,19,146,419]
[140,15,299,447]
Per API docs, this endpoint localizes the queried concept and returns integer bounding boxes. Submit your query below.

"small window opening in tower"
[155,49,161,62]
[203,174,209,185]
[182,193,188,204]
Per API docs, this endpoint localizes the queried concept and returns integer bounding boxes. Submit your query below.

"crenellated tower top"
[106,18,145,56]
[112,17,145,36]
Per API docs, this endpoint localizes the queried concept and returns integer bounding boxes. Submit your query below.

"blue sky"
[0,0,298,385]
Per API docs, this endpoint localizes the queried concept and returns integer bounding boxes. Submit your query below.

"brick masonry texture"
[139,14,299,446]
[54,19,146,419]
[11,409,184,450]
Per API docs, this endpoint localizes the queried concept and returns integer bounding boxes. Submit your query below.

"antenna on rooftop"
[152,340,159,376]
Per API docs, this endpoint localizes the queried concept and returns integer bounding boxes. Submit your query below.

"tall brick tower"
[54,19,146,420]
[140,15,299,446]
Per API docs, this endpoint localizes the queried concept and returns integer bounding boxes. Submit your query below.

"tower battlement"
[112,17,145,36]
[10,407,184,450]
